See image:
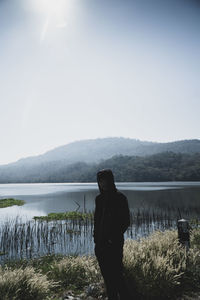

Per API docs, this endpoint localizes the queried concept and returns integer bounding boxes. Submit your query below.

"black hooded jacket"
[94,169,130,246]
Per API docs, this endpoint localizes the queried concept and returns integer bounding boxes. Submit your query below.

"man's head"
[97,169,116,193]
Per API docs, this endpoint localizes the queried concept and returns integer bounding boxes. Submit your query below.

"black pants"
[95,242,131,300]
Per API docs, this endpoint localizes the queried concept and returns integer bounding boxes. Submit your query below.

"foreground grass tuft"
[0,266,56,300]
[49,255,101,291]
[0,198,25,208]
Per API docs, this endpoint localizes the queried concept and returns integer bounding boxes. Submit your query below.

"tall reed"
[0,207,194,260]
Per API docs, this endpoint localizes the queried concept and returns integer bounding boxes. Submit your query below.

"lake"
[0,182,200,260]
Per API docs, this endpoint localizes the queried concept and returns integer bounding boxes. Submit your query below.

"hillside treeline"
[0,151,200,183]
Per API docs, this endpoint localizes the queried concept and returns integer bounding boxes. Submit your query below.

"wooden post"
[177,219,190,250]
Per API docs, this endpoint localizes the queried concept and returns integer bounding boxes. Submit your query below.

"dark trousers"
[95,242,131,300]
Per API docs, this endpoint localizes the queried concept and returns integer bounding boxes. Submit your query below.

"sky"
[0,0,199,165]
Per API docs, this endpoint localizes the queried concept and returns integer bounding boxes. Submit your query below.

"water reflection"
[1,183,200,221]
[0,182,200,261]
[0,213,176,262]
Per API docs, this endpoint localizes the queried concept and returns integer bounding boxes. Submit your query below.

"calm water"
[0,182,200,222]
[0,182,200,260]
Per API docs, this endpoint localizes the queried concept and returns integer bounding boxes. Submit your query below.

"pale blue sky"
[0,0,199,165]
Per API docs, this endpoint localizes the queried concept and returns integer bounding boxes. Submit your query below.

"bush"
[0,266,55,300]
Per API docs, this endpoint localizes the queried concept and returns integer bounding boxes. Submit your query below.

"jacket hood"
[97,169,116,194]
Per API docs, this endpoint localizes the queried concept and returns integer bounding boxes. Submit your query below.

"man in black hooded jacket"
[94,169,131,300]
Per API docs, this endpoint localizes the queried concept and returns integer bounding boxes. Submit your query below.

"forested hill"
[2,138,200,168]
[0,152,200,183]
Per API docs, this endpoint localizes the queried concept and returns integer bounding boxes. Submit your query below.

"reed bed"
[0,218,94,261]
[0,207,195,261]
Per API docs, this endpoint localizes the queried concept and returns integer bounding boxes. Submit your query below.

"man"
[94,169,131,300]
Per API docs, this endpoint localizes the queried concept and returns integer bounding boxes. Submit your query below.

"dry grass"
[0,266,56,300]
[123,230,200,299]
[49,255,102,290]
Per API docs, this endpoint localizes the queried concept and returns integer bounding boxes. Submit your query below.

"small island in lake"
[0,198,25,208]
[33,211,93,221]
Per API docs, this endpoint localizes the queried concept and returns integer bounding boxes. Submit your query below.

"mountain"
[0,137,200,183]
[3,137,200,167]
[1,151,200,183]
[3,137,153,167]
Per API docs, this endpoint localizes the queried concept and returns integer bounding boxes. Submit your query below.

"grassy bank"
[0,198,25,208]
[33,211,93,221]
[1,229,200,300]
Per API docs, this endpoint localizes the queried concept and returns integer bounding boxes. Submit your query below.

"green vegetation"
[0,198,25,208]
[33,211,93,221]
[95,151,200,182]
[1,229,200,299]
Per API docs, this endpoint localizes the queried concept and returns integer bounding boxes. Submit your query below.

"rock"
[62,283,106,300]
[85,282,105,298]
[63,296,81,300]
[62,290,81,300]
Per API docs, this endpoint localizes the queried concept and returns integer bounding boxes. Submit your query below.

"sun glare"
[32,0,68,15]
[28,0,72,41]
